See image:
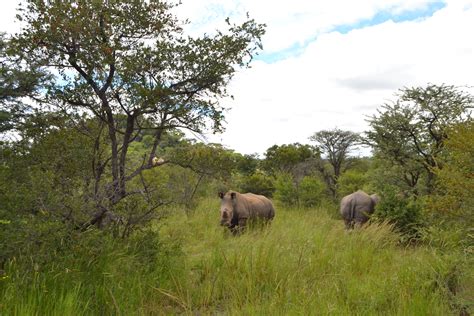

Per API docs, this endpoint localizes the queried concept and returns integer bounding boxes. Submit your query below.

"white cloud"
[175,0,445,52]
[205,0,474,154]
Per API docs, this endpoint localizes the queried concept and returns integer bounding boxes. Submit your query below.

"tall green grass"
[1,198,471,315]
[160,198,470,315]
[0,228,184,315]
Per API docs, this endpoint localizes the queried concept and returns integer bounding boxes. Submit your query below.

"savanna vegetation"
[1,1,473,315]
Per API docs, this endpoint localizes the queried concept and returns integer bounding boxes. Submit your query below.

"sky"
[1,0,473,156]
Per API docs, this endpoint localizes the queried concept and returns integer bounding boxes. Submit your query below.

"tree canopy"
[262,143,319,175]
[309,128,360,198]
[7,0,265,226]
[366,84,473,194]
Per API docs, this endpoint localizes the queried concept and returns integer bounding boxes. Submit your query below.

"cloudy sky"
[2,0,473,155]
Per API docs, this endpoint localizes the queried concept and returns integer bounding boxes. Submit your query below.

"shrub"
[0,214,183,315]
[299,176,326,207]
[427,122,474,251]
[372,187,423,241]
[337,169,368,198]
[273,173,298,206]
[239,172,275,197]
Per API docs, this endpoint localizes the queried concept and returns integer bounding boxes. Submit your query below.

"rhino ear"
[230,192,236,199]
[218,192,224,199]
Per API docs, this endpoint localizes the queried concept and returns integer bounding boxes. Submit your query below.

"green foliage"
[0,213,183,315]
[7,0,265,227]
[366,84,473,195]
[337,169,369,198]
[0,33,50,132]
[273,173,298,206]
[366,154,423,197]
[273,173,326,207]
[171,142,237,181]
[372,187,424,241]
[234,153,260,176]
[2,198,472,315]
[427,121,474,251]
[262,143,318,174]
[0,115,95,222]
[309,128,360,198]
[239,171,275,197]
[298,176,326,207]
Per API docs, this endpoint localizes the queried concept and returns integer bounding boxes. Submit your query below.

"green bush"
[299,176,325,207]
[337,169,368,198]
[273,173,297,206]
[239,172,275,197]
[372,187,423,241]
[0,216,183,315]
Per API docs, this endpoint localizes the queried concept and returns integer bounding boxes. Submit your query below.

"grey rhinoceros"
[218,190,275,233]
[340,190,380,229]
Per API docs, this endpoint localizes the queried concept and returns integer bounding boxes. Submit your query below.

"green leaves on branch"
[7,0,265,222]
[366,84,473,195]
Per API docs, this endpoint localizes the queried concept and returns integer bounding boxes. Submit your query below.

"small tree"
[337,169,368,198]
[273,173,298,206]
[235,153,260,176]
[239,171,275,197]
[372,186,423,242]
[262,143,319,175]
[299,176,326,207]
[309,128,360,198]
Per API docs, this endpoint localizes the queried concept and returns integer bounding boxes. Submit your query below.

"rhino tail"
[349,197,356,223]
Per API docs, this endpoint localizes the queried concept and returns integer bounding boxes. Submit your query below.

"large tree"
[309,128,360,198]
[0,33,50,133]
[10,0,265,227]
[365,84,473,195]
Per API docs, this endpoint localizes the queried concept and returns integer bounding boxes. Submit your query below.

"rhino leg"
[237,217,247,226]
[344,219,354,230]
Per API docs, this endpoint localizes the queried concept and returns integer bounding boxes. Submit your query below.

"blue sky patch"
[256,1,446,64]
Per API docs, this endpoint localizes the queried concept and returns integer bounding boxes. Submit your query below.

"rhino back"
[340,190,374,221]
[238,193,275,219]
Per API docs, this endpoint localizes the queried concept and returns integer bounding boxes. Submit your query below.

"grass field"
[1,198,472,315]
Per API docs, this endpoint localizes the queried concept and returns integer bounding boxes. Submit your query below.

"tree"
[262,143,319,175]
[11,0,265,227]
[235,153,260,176]
[0,33,50,133]
[366,84,473,195]
[429,122,474,233]
[337,169,368,198]
[262,143,320,203]
[309,128,360,198]
[239,171,275,197]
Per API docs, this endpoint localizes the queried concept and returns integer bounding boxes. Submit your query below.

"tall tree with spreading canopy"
[10,0,265,227]
[365,84,473,195]
[309,128,360,198]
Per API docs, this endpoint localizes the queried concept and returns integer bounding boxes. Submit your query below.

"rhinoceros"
[370,193,381,206]
[218,190,275,233]
[340,190,378,229]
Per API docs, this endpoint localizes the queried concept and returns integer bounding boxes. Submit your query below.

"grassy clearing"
[160,198,470,315]
[1,198,471,315]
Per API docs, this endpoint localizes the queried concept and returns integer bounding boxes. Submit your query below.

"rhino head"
[218,191,237,227]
